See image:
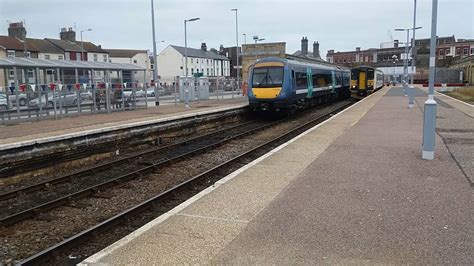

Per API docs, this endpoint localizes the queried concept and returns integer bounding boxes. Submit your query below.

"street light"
[252,36,265,61]
[231,8,240,94]
[396,26,422,107]
[80,28,92,61]
[422,0,438,160]
[411,0,418,85]
[184,17,200,108]
[151,0,159,106]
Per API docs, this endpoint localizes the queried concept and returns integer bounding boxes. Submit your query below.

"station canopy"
[0,57,144,71]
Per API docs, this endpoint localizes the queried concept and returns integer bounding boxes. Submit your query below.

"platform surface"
[81,86,473,265]
[0,98,247,149]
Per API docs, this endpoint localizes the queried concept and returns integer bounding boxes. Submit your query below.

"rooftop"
[0,57,144,70]
[105,49,148,58]
[170,45,229,60]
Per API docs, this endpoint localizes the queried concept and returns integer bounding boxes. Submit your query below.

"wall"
[156,46,184,83]
[109,52,151,83]
[241,42,286,82]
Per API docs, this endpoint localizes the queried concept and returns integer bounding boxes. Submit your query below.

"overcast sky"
[0,0,472,59]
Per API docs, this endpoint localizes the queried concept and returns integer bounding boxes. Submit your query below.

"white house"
[157,44,230,84]
[106,49,152,83]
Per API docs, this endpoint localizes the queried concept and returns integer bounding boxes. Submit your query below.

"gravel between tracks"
[0,100,351,264]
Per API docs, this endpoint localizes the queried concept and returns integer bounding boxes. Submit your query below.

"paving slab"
[213,87,473,265]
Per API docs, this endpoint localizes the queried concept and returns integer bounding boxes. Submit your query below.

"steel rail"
[1,119,279,226]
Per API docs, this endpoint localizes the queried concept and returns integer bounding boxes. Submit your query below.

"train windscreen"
[252,67,284,88]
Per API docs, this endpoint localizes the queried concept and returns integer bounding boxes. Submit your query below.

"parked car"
[146,88,165,97]
[123,88,145,98]
[8,93,30,106]
[0,94,7,110]
[80,91,93,101]
[29,92,82,107]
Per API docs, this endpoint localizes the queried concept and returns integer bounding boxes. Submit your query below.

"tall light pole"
[396,27,421,107]
[80,28,92,61]
[253,36,265,61]
[184,17,200,108]
[151,0,159,106]
[422,0,438,160]
[184,18,200,77]
[411,0,417,85]
[231,8,240,92]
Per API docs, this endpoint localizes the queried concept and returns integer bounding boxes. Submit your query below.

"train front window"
[252,67,284,88]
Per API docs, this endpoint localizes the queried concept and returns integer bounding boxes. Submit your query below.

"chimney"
[301,37,308,55]
[219,44,224,53]
[327,49,335,54]
[60,27,76,42]
[201,42,207,51]
[8,22,27,40]
[394,40,399,48]
[356,47,361,52]
[313,41,320,59]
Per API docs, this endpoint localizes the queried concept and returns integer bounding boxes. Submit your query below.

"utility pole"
[411,0,417,84]
[231,8,240,94]
[151,0,159,106]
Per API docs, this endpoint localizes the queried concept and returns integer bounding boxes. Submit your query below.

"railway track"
[0,119,272,225]
[1,100,354,265]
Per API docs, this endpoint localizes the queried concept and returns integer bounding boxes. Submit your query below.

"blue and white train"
[247,57,350,112]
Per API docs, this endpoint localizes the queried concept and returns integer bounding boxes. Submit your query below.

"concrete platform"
[0,98,247,150]
[81,86,473,265]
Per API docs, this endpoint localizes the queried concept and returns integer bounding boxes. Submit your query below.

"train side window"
[295,72,307,87]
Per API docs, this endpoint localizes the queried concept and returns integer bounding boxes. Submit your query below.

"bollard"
[408,85,415,108]
[422,97,437,160]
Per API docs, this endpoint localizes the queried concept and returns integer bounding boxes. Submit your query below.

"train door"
[358,71,366,90]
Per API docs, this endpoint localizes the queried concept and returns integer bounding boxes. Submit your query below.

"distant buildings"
[326,36,474,84]
[0,22,154,87]
[156,43,230,84]
[106,49,152,84]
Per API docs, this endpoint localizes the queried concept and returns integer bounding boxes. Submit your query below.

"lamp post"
[411,0,418,85]
[396,27,421,107]
[80,28,92,61]
[184,17,200,108]
[151,0,160,106]
[231,8,240,94]
[252,36,265,61]
[422,0,438,160]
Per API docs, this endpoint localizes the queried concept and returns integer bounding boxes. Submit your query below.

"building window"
[191,58,193,63]
[9,69,14,77]
[439,49,444,56]
[446,48,450,55]
[65,52,70,60]
[25,51,31,58]
[191,68,194,74]
[471,48,474,55]
[207,59,209,65]
[45,54,51,60]
[455,48,460,55]
[7,50,15,58]
[58,55,64,60]
[463,48,468,55]
[103,54,107,62]
[202,69,204,73]
[196,58,199,63]
[93,54,98,62]
[76,52,82,60]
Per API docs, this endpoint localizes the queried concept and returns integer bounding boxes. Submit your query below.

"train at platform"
[350,66,384,99]
[247,57,351,113]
